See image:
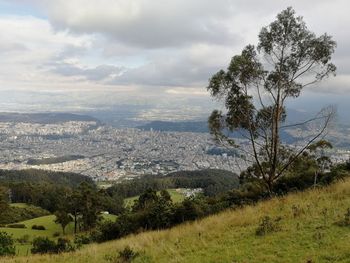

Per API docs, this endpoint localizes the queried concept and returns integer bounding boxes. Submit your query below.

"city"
[0,120,248,181]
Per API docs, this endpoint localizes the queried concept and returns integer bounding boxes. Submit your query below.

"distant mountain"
[0,112,101,124]
[137,120,297,143]
[137,120,209,133]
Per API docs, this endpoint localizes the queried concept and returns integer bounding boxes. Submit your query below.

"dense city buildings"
[0,121,248,180]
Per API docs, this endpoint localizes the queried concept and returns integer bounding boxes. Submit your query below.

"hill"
[4,178,350,262]
[0,169,93,187]
[137,120,296,143]
[107,169,239,198]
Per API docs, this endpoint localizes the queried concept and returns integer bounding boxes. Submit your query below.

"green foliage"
[32,225,46,230]
[27,155,84,165]
[78,182,102,231]
[54,210,73,234]
[0,232,15,256]
[0,186,9,211]
[0,169,92,187]
[31,237,58,254]
[0,204,50,224]
[107,169,239,199]
[207,7,336,193]
[74,234,92,248]
[31,237,75,254]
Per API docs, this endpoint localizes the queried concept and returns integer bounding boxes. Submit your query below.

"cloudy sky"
[0,0,349,120]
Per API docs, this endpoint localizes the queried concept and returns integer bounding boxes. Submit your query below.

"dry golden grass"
[4,179,350,263]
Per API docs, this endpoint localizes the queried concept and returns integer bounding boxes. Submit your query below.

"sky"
[0,0,349,120]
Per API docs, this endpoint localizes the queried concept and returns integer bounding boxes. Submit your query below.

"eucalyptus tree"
[207,7,336,193]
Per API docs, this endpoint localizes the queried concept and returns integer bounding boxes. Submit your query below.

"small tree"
[307,139,333,186]
[0,232,15,256]
[207,7,336,194]
[55,210,73,235]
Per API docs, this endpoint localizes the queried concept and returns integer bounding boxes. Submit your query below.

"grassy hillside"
[3,179,350,262]
[0,213,117,256]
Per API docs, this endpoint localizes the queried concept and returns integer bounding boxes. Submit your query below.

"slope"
[3,178,350,263]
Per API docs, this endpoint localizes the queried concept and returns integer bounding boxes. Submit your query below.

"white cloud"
[0,0,349,114]
[0,15,93,90]
[32,0,238,48]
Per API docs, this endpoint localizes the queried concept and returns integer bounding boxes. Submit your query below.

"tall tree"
[68,190,82,234]
[78,182,101,231]
[0,186,9,212]
[54,210,73,235]
[207,7,336,194]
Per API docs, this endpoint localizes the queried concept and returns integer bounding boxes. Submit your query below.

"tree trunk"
[74,212,77,234]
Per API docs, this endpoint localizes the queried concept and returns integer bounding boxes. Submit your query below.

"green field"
[124,188,186,207]
[4,178,350,262]
[0,212,117,256]
[9,203,32,208]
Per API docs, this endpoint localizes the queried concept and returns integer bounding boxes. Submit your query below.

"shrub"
[74,234,92,248]
[17,234,30,244]
[32,225,46,230]
[6,223,26,229]
[31,237,57,254]
[55,238,75,253]
[118,246,139,262]
[53,232,60,237]
[0,232,15,256]
[31,237,75,254]
[255,216,281,236]
[105,246,139,263]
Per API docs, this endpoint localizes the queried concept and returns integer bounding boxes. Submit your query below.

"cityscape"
[0,118,349,182]
[0,120,247,181]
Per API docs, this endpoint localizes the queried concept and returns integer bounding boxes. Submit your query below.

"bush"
[74,234,92,248]
[53,232,60,237]
[17,234,30,244]
[55,238,75,253]
[0,231,15,256]
[31,237,75,254]
[118,246,139,262]
[6,223,26,229]
[32,225,46,230]
[255,216,281,236]
[31,237,57,254]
